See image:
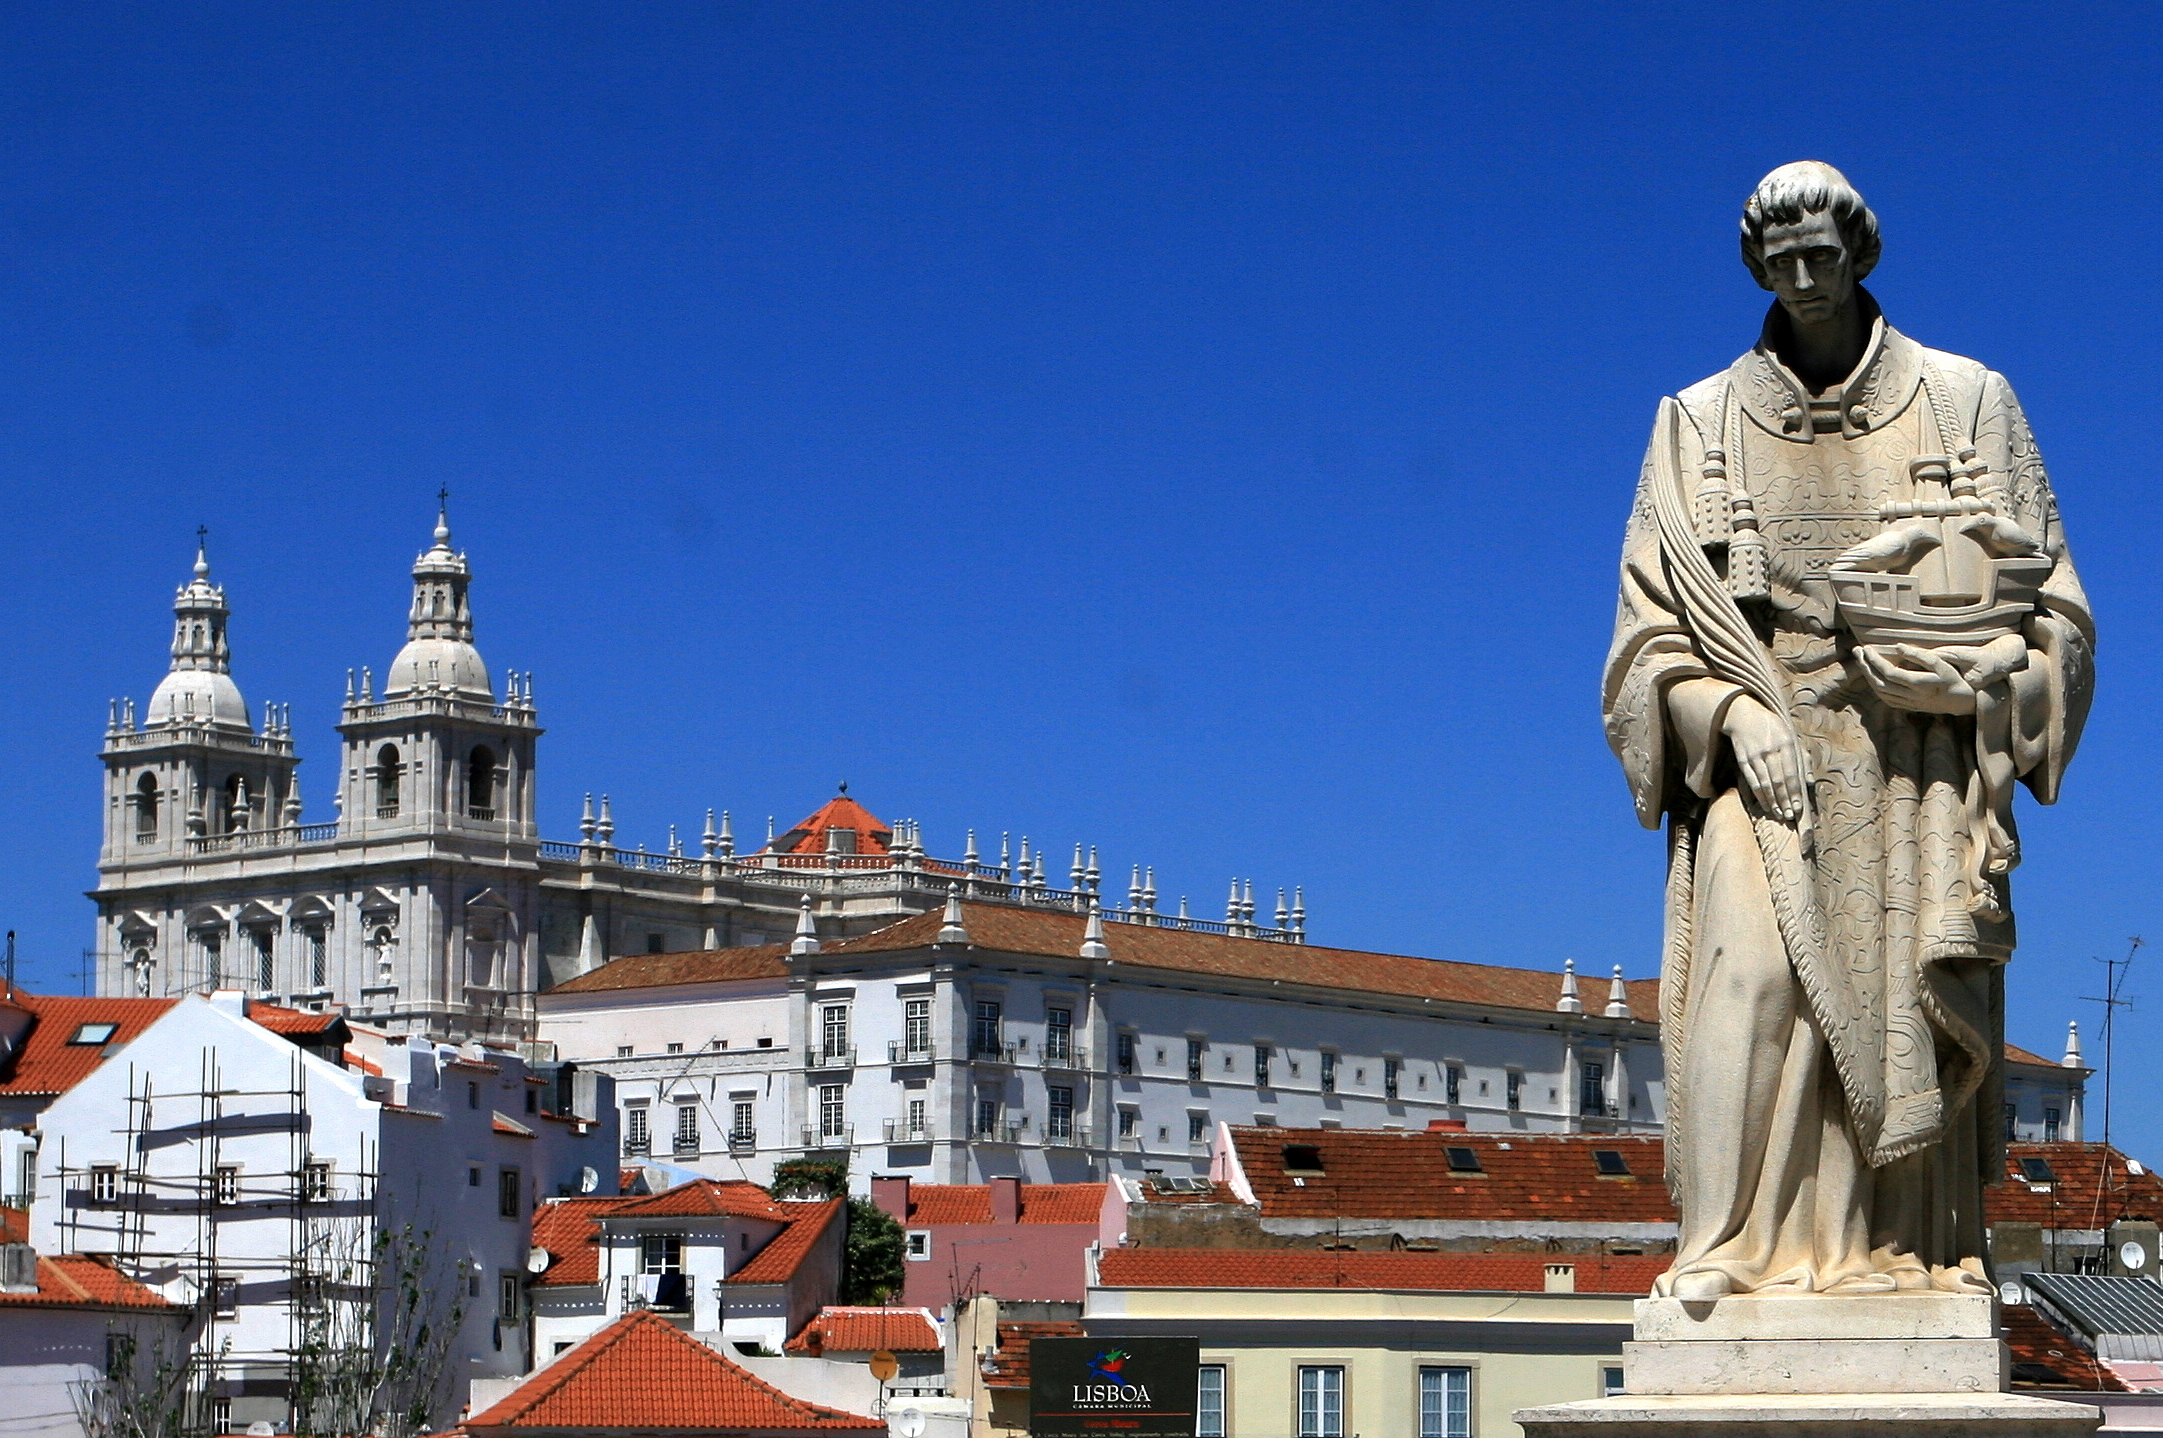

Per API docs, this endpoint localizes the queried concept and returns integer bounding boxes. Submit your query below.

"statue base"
[1516,1295,2099,1438]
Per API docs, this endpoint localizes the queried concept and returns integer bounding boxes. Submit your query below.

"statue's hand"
[1721,695,1806,822]
[1934,633,2030,688]
[1859,643,1978,715]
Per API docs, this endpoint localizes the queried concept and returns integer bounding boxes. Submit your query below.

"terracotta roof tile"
[493,1114,536,1139]
[1229,1127,1677,1223]
[0,993,176,1098]
[898,1184,1106,1226]
[464,1310,883,1431]
[823,904,1662,1016]
[612,1180,792,1222]
[552,946,790,995]
[982,1321,1083,1390]
[0,1205,25,1243]
[1096,1247,1664,1294]
[1989,1144,2163,1227]
[785,1306,941,1354]
[2005,1042,2067,1068]
[2005,1302,2128,1391]
[246,1004,347,1037]
[531,1197,634,1287]
[728,1199,843,1285]
[767,795,894,858]
[0,1253,176,1310]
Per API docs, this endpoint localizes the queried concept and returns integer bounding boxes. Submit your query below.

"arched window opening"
[468,746,497,820]
[134,773,161,840]
[224,774,249,833]
[375,746,402,818]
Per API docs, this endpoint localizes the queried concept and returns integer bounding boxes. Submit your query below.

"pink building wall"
[872,1176,1123,1309]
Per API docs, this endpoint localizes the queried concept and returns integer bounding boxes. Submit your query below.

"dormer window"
[70,1023,120,1046]
[826,828,857,855]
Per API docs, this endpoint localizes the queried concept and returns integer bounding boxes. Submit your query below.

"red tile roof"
[612,1180,792,1222]
[1227,1127,1677,1223]
[1096,1247,1665,1294]
[897,1183,1107,1226]
[2005,1042,2065,1068]
[0,1206,26,1243]
[823,904,1662,1015]
[0,1253,177,1310]
[785,1306,941,1354]
[464,1311,883,1432]
[493,1114,536,1139]
[1990,1145,2163,1227]
[2005,1303,2127,1392]
[982,1321,1083,1390]
[0,993,176,1098]
[531,1197,631,1287]
[729,1199,843,1285]
[550,946,790,995]
[767,795,894,858]
[246,1004,346,1036]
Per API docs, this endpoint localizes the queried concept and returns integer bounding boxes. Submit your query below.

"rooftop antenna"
[4,930,13,1000]
[2082,937,2142,1157]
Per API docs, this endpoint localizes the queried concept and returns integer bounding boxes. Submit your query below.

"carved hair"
[1738,161,1880,286]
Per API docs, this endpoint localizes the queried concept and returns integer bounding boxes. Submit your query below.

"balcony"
[888,1041,935,1065]
[672,1136,701,1158]
[801,1124,854,1150]
[973,1121,1024,1145]
[468,805,496,821]
[621,1273,690,1316]
[970,1042,1020,1065]
[1041,1045,1089,1072]
[1045,1125,1090,1150]
[727,1132,756,1155]
[623,1137,650,1157]
[806,1046,857,1071]
[883,1118,933,1143]
[1117,1134,1145,1152]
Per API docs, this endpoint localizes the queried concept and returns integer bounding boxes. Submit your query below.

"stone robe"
[1602,294,2094,1294]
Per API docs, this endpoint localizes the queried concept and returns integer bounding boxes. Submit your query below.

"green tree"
[841,1196,906,1305]
[768,1157,848,1201]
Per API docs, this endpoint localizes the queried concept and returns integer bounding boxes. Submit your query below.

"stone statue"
[1603,163,2094,1300]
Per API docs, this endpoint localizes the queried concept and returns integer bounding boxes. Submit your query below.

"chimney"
[1427,1119,1468,1132]
[1544,1263,1576,1294]
[207,989,250,1019]
[990,1175,1022,1225]
[872,1175,912,1225]
[0,1243,36,1295]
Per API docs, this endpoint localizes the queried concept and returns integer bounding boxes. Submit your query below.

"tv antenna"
[2082,937,2143,1157]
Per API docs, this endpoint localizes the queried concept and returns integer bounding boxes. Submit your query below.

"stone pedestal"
[1515,1295,2100,1438]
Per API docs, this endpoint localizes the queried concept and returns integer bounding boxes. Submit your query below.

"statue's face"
[1757,210,1853,325]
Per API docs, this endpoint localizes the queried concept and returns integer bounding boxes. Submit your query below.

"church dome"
[148,667,251,729]
[147,543,253,731]
[386,635,493,700]
[383,504,494,702]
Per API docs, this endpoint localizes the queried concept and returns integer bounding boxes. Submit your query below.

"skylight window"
[1593,1150,1631,1176]
[69,1022,119,1046]
[1280,1144,1325,1175]
[1446,1146,1483,1173]
[2019,1156,2057,1184]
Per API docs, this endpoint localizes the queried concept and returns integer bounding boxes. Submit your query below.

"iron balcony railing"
[1041,1045,1089,1072]
[802,1124,854,1149]
[807,1046,857,1071]
[884,1119,934,1143]
[888,1041,935,1064]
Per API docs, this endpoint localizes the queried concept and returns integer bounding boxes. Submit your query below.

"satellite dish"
[893,1408,925,1438]
[869,1349,899,1382]
[2121,1240,2148,1272]
[526,1246,552,1275]
[579,1166,599,1194]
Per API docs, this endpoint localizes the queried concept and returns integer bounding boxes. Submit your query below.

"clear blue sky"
[3,5,2158,1146]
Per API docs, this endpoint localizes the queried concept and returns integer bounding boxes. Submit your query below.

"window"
[674,1104,700,1154]
[1446,1064,1463,1105]
[306,928,327,989]
[468,1166,481,1187]
[213,1274,240,1319]
[1048,1086,1074,1140]
[1046,1007,1072,1062]
[1446,1146,1483,1173]
[201,931,223,988]
[617,1045,633,1058]
[498,1168,521,1218]
[1421,1366,1472,1438]
[907,1098,927,1136]
[2046,1107,2062,1143]
[374,745,402,816]
[1298,1365,1344,1438]
[1189,1111,1208,1143]
[1320,1050,1337,1093]
[90,1164,118,1204]
[1197,1365,1226,1438]
[2005,1103,2020,1142]
[303,1161,332,1200]
[642,1234,682,1273]
[1506,1070,1522,1111]
[624,1103,650,1154]
[666,1041,683,1055]
[1384,1058,1400,1100]
[1187,1039,1205,1082]
[525,1088,537,1114]
[976,1096,1000,1137]
[819,1085,846,1139]
[1602,1366,1626,1398]
[248,929,274,991]
[1580,1061,1608,1117]
[498,1272,521,1320]
[1118,1106,1139,1138]
[905,998,931,1056]
[2020,1156,2057,1184]
[732,1101,755,1142]
[1116,1032,1136,1075]
[18,1148,35,1203]
[646,933,665,954]
[973,1001,1003,1057]
[105,1331,135,1379]
[1255,1045,1272,1087]
[468,1082,479,1110]
[468,746,497,818]
[70,1023,120,1046]
[822,1005,850,1059]
[211,1398,232,1433]
[134,773,160,839]
[906,1230,932,1261]
[214,1165,240,1204]
[1593,1150,1631,1177]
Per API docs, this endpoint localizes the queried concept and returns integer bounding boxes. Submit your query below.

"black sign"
[1028,1336,1199,1437]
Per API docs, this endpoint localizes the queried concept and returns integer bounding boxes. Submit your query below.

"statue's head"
[1739,162,1880,326]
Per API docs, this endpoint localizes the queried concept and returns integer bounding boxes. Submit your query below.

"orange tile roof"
[825,904,1662,1016]
[612,1179,792,1222]
[2005,1042,2068,1069]
[550,946,790,995]
[1989,1144,2163,1227]
[982,1321,1083,1390]
[246,1004,346,1037]
[0,993,176,1098]
[784,1306,941,1354]
[767,794,893,858]
[493,1114,536,1139]
[1096,1247,1665,1294]
[464,1310,883,1432]
[0,1253,176,1310]
[0,1206,26,1243]
[729,1199,843,1285]
[1228,1127,1677,1223]
[2005,1303,2127,1392]
[897,1183,1107,1226]
[531,1197,632,1287]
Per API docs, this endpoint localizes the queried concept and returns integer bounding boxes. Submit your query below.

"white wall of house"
[0,1304,188,1438]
